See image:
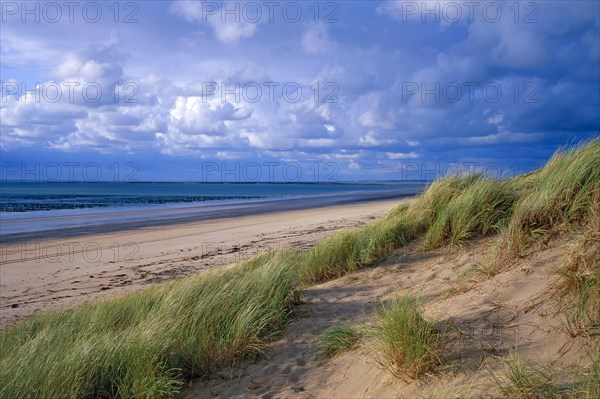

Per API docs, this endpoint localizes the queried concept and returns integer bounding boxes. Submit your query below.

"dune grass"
[316,325,362,361]
[299,228,364,283]
[0,251,299,398]
[556,209,600,335]
[501,139,600,257]
[578,351,600,399]
[422,177,518,249]
[491,357,566,399]
[491,353,600,399]
[371,296,444,378]
[1,139,598,397]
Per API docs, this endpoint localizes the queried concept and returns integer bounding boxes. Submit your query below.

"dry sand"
[0,199,398,327]
[186,237,595,398]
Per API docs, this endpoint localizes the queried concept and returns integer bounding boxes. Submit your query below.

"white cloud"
[349,159,360,169]
[168,96,252,135]
[169,0,204,23]
[458,131,545,146]
[53,56,120,83]
[386,152,419,160]
[486,113,504,125]
[208,16,258,44]
[1,0,598,178]
[170,1,258,44]
[0,31,64,69]
[358,131,396,147]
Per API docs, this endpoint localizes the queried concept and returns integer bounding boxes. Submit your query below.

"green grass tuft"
[316,325,362,360]
[491,353,600,399]
[372,296,444,378]
[298,229,363,283]
[491,357,566,399]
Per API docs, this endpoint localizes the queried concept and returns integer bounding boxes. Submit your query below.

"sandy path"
[0,199,398,327]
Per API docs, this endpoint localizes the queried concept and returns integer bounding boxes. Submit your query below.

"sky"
[1,0,599,182]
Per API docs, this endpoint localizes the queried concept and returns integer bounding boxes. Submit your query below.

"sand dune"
[187,237,594,398]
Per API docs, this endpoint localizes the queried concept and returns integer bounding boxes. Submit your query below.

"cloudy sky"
[1,0,598,181]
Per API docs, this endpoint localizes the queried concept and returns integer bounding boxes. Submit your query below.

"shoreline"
[0,197,405,327]
[0,189,420,244]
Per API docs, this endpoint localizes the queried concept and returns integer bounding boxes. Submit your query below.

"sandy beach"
[2,141,598,399]
[0,199,400,327]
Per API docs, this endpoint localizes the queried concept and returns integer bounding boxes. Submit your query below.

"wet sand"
[0,198,402,327]
[0,189,420,243]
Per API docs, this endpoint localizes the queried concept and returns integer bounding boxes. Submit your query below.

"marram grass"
[491,352,600,399]
[1,139,598,398]
[422,177,517,248]
[0,251,299,398]
[503,139,600,256]
[372,296,444,378]
[316,325,362,361]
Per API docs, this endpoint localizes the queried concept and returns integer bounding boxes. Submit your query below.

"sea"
[0,181,427,242]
